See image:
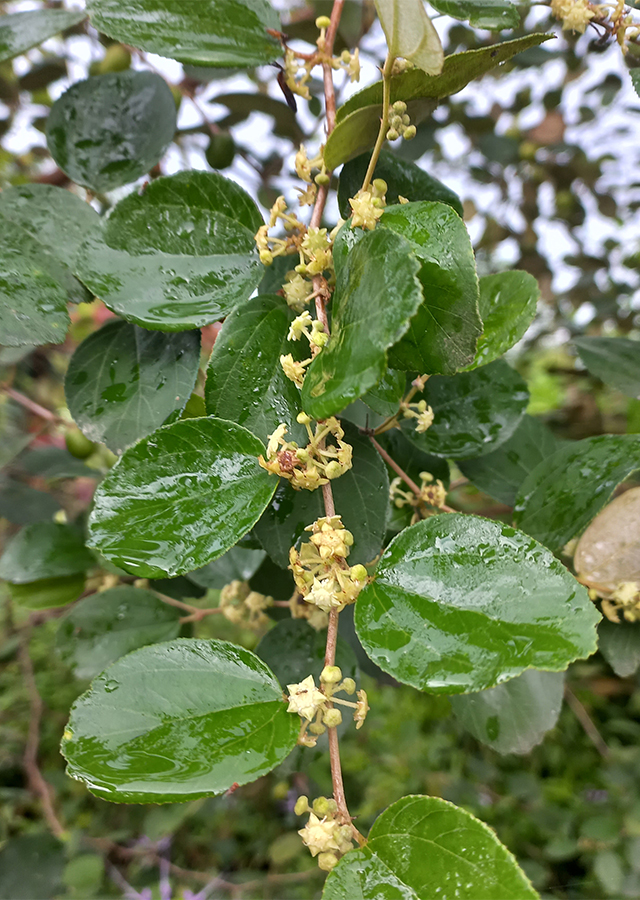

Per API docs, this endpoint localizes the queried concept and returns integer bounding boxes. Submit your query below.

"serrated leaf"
[0,522,94,584]
[65,320,201,453]
[10,575,87,611]
[465,271,539,370]
[47,72,177,192]
[257,618,357,689]
[514,435,640,552]
[355,514,600,694]
[323,795,537,900]
[598,620,640,678]
[87,417,276,579]
[573,487,640,590]
[458,415,560,506]
[75,171,262,331]
[374,0,443,75]
[450,670,565,754]
[0,9,86,63]
[205,295,305,445]
[429,0,520,29]
[403,359,529,459]
[188,546,266,590]
[61,638,298,802]
[301,228,423,419]
[56,586,181,679]
[574,336,640,398]
[86,0,282,68]
[381,202,481,374]
[362,368,406,417]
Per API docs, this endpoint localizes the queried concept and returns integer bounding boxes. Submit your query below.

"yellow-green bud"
[392,100,407,114]
[315,172,330,186]
[323,708,343,728]
[318,851,340,872]
[297,411,312,425]
[295,263,308,275]
[296,448,310,462]
[403,125,416,140]
[295,795,310,815]
[324,460,342,479]
[386,128,399,141]
[259,249,273,265]
[390,114,403,130]
[321,665,343,684]
[309,721,326,734]
[315,15,332,28]
[341,677,356,695]
[350,564,367,581]
[372,178,388,197]
[312,796,338,817]
[344,530,354,546]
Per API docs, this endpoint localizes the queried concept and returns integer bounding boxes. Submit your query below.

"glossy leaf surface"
[355,514,600,694]
[450,670,564,754]
[257,619,357,688]
[62,639,298,802]
[362,369,406,416]
[0,9,86,63]
[75,171,262,331]
[458,415,560,506]
[466,271,539,369]
[323,795,537,899]
[47,72,177,192]
[514,435,640,552]
[382,202,481,375]
[10,575,86,611]
[65,320,201,453]
[57,586,181,680]
[188,546,266,590]
[574,336,640,398]
[374,0,443,75]
[574,487,640,591]
[429,0,520,29]
[205,295,305,445]
[598,621,640,678]
[0,522,94,584]
[86,0,281,67]
[88,417,276,579]
[403,360,529,459]
[301,228,423,419]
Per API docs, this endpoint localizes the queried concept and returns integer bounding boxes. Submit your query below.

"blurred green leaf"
[575,336,640,398]
[0,10,86,63]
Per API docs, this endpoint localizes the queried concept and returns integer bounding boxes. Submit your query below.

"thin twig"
[361,53,394,193]
[369,435,455,514]
[564,686,610,759]
[3,386,63,424]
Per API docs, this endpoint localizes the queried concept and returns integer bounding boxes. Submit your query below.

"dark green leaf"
[574,336,640,398]
[514,435,640,552]
[381,202,481,374]
[466,271,539,369]
[87,417,276,579]
[205,295,305,445]
[65,320,201,453]
[0,834,65,900]
[362,369,406,417]
[0,479,61,525]
[0,522,94,584]
[429,0,520,29]
[355,514,600,693]
[86,0,281,67]
[631,69,640,99]
[403,359,529,459]
[10,575,87,610]
[17,446,95,480]
[301,228,423,419]
[254,422,389,568]
[188,546,266,589]
[323,794,537,899]
[598,620,640,678]
[62,638,298,802]
[0,10,86,63]
[56,586,181,679]
[75,171,262,331]
[257,618,357,688]
[450,670,565,754]
[377,427,450,487]
[458,415,560,506]
[338,149,463,218]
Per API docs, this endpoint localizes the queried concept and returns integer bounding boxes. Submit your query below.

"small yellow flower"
[288,311,313,341]
[266,423,287,457]
[354,689,370,730]
[286,675,327,721]
[280,353,307,388]
[349,190,383,230]
[298,813,342,857]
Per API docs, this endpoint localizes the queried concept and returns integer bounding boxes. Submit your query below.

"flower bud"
[324,460,342,479]
[312,796,338,817]
[297,411,312,425]
[321,665,343,684]
[403,125,417,140]
[295,448,310,462]
[295,795,310,815]
[350,564,367,581]
[315,172,330,186]
[315,15,331,28]
[259,249,273,265]
[323,708,343,728]
[392,100,407,114]
[309,721,326,734]
[318,851,339,871]
[386,128,399,141]
[372,178,388,197]
[341,677,356,695]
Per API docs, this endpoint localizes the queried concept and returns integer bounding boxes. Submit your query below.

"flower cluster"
[286,665,370,748]
[219,580,273,629]
[294,795,354,871]
[259,417,352,490]
[390,471,448,521]
[599,581,640,623]
[402,397,435,433]
[386,100,416,142]
[254,195,305,266]
[349,178,388,230]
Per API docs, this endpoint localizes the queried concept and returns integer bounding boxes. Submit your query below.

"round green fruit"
[206,132,236,170]
[65,428,96,459]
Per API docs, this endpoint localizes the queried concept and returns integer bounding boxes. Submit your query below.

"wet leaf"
[466,271,539,369]
[75,171,262,331]
[86,0,282,67]
[598,620,640,678]
[573,487,640,591]
[88,417,276,579]
[56,586,181,679]
[188,546,266,590]
[0,9,86,63]
[257,618,358,689]
[61,638,298,802]
[429,0,520,29]
[65,320,201,453]
[355,514,600,694]
[574,336,640,398]
[47,71,177,192]
[9,575,87,611]
[0,522,94,584]
[374,0,443,75]
[323,794,537,899]
[450,670,565,754]
[362,368,406,417]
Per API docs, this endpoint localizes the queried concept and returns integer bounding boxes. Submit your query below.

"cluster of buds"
[402,397,435,433]
[289,590,330,631]
[294,794,354,871]
[295,144,329,188]
[219,580,273,629]
[259,417,352,491]
[254,195,305,267]
[288,310,329,349]
[283,47,313,101]
[598,581,640,623]
[286,665,370,748]
[289,515,368,614]
[390,471,448,520]
[349,178,387,230]
[386,101,416,142]
[550,0,596,32]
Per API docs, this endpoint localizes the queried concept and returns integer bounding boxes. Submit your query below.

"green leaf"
[362,368,406,417]
[10,576,86,610]
[374,0,444,75]
[47,72,177,192]
[0,9,86,63]
[87,417,276,579]
[325,34,553,169]
[0,834,65,900]
[574,487,640,591]
[381,202,481,374]
[65,320,201,453]
[450,670,565,754]
[188,546,266,590]
[323,794,537,900]
[429,0,520,30]
[598,620,640,678]
[0,479,61,525]
[631,69,640,99]
[458,415,560,506]
[61,638,298,802]
[355,514,600,694]
[257,618,357,688]
[56,586,181,679]
[337,149,463,218]
[254,422,389,568]
[377,428,450,487]
[86,0,282,67]
[403,359,529,459]
[301,228,423,419]
[205,295,305,445]
[17,446,95,480]
[514,435,640,552]
[574,336,640,398]
[75,171,262,331]
[465,271,539,370]
[0,522,94,584]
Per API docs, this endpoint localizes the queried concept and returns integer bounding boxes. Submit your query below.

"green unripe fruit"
[294,795,310,815]
[341,677,356,695]
[205,132,236,170]
[97,44,131,75]
[312,796,338,817]
[65,428,96,459]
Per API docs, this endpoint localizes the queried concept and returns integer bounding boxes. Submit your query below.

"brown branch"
[3,386,63,424]
[369,435,455,515]
[564,686,610,759]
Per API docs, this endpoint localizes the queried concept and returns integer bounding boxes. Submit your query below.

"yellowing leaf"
[374,0,444,75]
[574,487,640,591]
